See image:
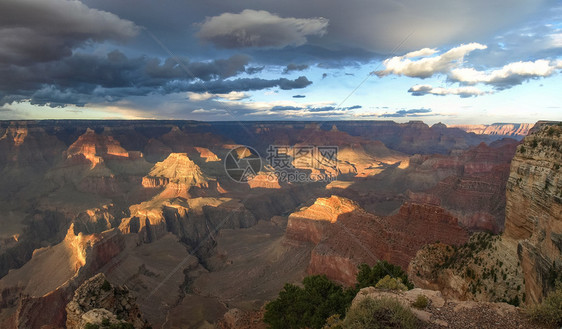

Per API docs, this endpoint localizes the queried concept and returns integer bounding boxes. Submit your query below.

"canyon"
[409,122,561,306]
[0,119,558,328]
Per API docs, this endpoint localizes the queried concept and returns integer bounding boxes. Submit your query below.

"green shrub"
[265,261,412,329]
[530,139,538,148]
[109,323,135,329]
[342,297,418,329]
[528,281,562,326]
[412,294,429,309]
[85,323,100,329]
[101,318,110,326]
[101,279,111,292]
[263,275,356,329]
[322,314,344,329]
[375,275,408,291]
[356,261,413,290]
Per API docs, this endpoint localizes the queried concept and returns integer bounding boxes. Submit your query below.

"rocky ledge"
[66,273,150,329]
[351,287,545,329]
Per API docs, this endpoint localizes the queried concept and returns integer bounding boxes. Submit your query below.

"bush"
[101,279,112,292]
[109,323,135,329]
[85,324,100,329]
[412,294,429,309]
[263,275,356,329]
[265,261,412,329]
[356,261,413,290]
[375,275,408,291]
[322,314,344,329]
[530,139,538,148]
[528,281,562,327]
[342,297,418,329]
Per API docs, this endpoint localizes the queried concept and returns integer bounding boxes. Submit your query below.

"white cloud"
[188,92,214,101]
[450,59,562,89]
[408,84,490,97]
[375,43,487,78]
[198,9,328,48]
[404,48,438,58]
[550,33,562,48]
[378,42,562,96]
[217,91,249,101]
[188,91,249,101]
[192,108,228,114]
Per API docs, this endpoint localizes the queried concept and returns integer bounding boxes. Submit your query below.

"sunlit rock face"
[194,147,220,162]
[246,172,281,189]
[0,225,125,328]
[143,153,208,188]
[66,128,131,167]
[504,122,562,304]
[450,123,532,139]
[286,195,469,285]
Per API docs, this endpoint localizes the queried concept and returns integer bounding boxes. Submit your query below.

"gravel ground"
[423,301,550,329]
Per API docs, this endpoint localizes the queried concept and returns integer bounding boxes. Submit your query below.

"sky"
[0,0,561,124]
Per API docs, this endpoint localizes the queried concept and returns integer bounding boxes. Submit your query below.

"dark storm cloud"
[197,9,328,49]
[192,1,550,55]
[145,54,250,81]
[283,64,309,74]
[174,76,312,94]
[84,0,553,56]
[379,108,432,117]
[249,44,378,68]
[0,51,313,107]
[246,66,265,74]
[79,0,555,68]
[0,0,139,65]
[0,0,557,115]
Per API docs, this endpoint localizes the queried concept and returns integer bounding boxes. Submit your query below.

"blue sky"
[0,0,561,124]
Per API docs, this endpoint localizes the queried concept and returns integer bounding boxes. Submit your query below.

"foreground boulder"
[350,287,542,329]
[66,273,150,329]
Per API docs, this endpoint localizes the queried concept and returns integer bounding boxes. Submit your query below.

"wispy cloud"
[188,91,249,101]
[378,108,432,117]
[283,63,309,73]
[408,85,490,97]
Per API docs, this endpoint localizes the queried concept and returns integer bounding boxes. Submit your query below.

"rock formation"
[408,234,524,304]
[450,123,532,139]
[285,196,469,285]
[349,286,539,329]
[66,273,149,329]
[504,122,562,303]
[0,225,125,328]
[409,122,561,305]
[66,128,131,168]
[141,152,208,198]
